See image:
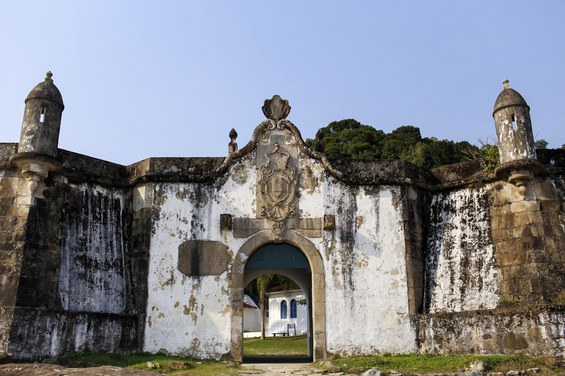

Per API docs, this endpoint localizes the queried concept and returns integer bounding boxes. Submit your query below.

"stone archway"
[230,230,326,361]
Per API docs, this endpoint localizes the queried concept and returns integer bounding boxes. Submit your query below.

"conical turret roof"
[493,79,528,115]
[25,71,64,109]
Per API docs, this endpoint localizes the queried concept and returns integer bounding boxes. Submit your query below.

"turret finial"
[502,79,510,89]
[228,128,238,154]
[45,71,53,82]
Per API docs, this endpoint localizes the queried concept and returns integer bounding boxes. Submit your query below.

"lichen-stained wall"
[142,183,233,359]
[552,177,565,250]
[141,156,258,359]
[142,143,417,358]
[419,308,565,357]
[58,183,131,314]
[4,177,139,359]
[321,179,417,355]
[425,186,498,313]
[299,151,417,354]
[0,169,21,355]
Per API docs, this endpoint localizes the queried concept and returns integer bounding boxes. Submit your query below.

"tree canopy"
[306,119,479,169]
[309,119,385,160]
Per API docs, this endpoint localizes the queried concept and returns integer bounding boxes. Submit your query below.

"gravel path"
[0,362,346,376]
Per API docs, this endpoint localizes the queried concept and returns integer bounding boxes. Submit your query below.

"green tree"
[306,119,385,160]
[459,140,499,172]
[400,141,429,167]
[381,125,423,160]
[393,138,473,169]
[481,144,500,173]
[245,274,274,339]
[307,120,483,168]
[535,139,548,149]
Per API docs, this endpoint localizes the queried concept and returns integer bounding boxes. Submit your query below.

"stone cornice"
[1,140,564,191]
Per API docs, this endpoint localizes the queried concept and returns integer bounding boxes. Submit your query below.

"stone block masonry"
[419,307,565,357]
[491,177,565,305]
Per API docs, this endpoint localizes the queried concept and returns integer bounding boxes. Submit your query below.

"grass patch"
[243,335,308,356]
[56,351,562,375]
[57,352,240,375]
[330,353,557,374]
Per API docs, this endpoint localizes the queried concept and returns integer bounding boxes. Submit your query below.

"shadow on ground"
[243,355,312,364]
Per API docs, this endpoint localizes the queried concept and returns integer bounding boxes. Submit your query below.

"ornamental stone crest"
[219,95,325,240]
[262,95,291,122]
[258,142,297,238]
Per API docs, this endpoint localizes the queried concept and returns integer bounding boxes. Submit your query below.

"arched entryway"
[230,230,326,362]
[244,243,311,360]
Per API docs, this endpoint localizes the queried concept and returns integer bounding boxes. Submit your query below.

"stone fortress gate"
[1,73,565,361]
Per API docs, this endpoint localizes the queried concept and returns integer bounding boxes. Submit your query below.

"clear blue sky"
[1,1,564,165]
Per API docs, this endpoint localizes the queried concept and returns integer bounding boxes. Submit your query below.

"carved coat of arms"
[258,143,297,238]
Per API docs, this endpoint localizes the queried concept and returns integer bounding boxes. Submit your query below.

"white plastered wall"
[142,150,416,358]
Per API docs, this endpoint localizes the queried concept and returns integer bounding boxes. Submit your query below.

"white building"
[267,288,308,336]
[243,294,260,333]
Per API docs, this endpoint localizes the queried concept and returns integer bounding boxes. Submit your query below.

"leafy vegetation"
[306,119,479,169]
[498,296,523,308]
[306,119,556,170]
[307,119,386,160]
[243,335,308,356]
[329,353,557,374]
[458,140,500,173]
[535,139,549,149]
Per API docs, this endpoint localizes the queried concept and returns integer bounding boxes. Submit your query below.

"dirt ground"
[0,362,334,376]
[0,363,161,376]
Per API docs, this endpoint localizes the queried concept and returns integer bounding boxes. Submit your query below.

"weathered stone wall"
[320,180,418,355]
[402,186,428,315]
[421,170,565,356]
[7,309,140,357]
[299,142,419,355]
[425,186,498,313]
[419,307,565,357]
[140,138,418,358]
[1,136,565,361]
[58,183,132,314]
[491,176,565,305]
[0,160,21,355]
[0,159,141,358]
[140,179,239,359]
[3,79,565,362]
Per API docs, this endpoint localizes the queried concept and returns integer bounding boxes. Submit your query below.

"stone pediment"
[216,95,343,183]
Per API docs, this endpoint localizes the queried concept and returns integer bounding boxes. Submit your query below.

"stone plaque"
[178,240,228,276]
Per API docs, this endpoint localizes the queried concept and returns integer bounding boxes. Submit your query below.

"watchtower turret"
[10,72,64,182]
[492,80,540,186]
[17,71,64,157]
